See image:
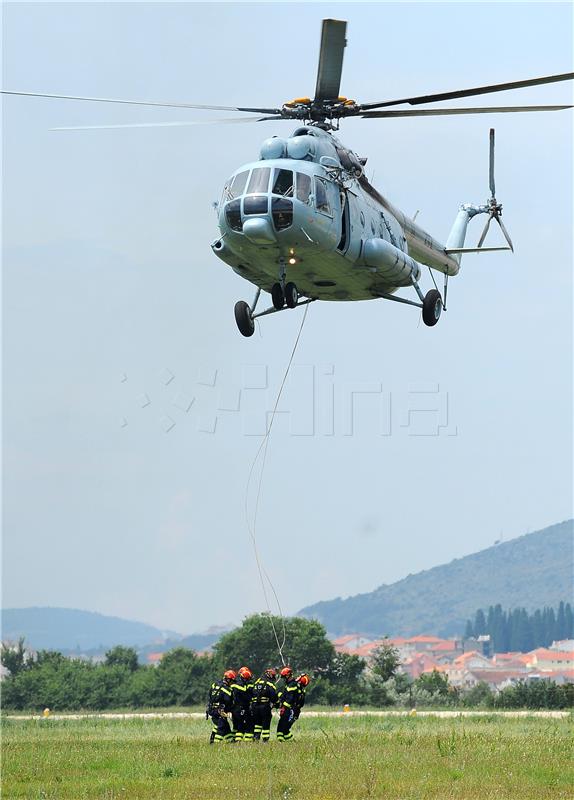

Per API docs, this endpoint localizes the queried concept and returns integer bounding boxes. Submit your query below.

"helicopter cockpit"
[221,163,333,237]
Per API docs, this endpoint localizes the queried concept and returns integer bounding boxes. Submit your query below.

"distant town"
[330,633,574,691]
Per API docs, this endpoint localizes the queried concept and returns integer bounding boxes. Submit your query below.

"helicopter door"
[337,190,350,252]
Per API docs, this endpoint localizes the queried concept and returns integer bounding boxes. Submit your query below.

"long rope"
[245,303,310,666]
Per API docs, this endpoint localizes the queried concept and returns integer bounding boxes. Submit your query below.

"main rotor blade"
[496,215,514,252]
[0,90,282,115]
[489,128,496,198]
[314,19,347,101]
[360,72,574,111]
[359,105,573,118]
[477,215,493,249]
[50,115,284,131]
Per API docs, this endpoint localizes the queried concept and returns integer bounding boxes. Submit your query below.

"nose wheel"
[271,282,284,310]
[271,281,299,310]
[285,282,299,309]
[233,284,313,338]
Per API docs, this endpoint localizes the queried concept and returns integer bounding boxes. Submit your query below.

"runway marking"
[4,710,570,721]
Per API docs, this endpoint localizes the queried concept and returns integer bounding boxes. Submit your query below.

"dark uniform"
[276,678,306,741]
[230,675,254,741]
[251,674,278,742]
[206,679,234,743]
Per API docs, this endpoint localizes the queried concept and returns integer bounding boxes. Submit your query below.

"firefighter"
[251,668,278,742]
[206,669,235,744]
[276,667,309,741]
[230,665,254,741]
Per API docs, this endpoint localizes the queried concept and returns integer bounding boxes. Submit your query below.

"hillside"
[299,520,573,637]
[0,607,181,652]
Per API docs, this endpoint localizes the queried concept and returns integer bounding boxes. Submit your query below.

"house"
[525,648,574,671]
[332,634,374,653]
[401,652,441,679]
[549,639,574,653]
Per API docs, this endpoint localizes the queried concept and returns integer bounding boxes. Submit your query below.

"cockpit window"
[272,198,293,231]
[296,173,311,203]
[243,195,268,216]
[225,199,242,231]
[315,178,331,215]
[246,167,271,194]
[272,169,294,197]
[225,171,249,200]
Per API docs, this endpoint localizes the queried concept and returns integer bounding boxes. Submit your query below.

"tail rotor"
[477,128,514,251]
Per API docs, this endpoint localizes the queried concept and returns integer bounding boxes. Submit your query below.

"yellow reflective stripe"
[283,701,292,708]
[221,687,232,696]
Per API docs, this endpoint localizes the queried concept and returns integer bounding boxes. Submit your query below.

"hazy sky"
[3,2,572,634]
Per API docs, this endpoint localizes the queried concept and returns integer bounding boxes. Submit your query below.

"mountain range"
[298,520,573,637]
[3,521,571,650]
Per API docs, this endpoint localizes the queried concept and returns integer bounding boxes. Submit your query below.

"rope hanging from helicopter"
[244,303,310,666]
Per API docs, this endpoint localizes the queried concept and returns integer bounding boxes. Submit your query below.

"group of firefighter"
[206,665,310,743]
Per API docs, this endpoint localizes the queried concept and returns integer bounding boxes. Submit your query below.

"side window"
[272,169,294,197]
[296,173,311,203]
[315,178,331,215]
[246,167,270,194]
[225,170,249,200]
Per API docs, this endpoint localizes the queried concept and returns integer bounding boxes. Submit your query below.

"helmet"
[238,666,253,680]
[280,666,293,678]
[264,668,277,679]
[223,669,236,682]
[297,673,310,687]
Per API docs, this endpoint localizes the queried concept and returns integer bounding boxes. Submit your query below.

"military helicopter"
[3,20,572,336]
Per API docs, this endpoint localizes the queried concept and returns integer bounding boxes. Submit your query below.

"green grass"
[2,713,572,799]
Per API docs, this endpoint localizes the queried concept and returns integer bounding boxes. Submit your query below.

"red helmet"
[238,666,252,680]
[264,668,277,679]
[280,666,293,678]
[223,670,236,681]
[297,673,310,687]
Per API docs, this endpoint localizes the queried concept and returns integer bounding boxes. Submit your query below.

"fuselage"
[212,125,460,302]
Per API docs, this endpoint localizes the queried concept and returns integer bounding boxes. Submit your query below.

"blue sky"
[2,2,572,633]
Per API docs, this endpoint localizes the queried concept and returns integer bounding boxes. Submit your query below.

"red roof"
[146,652,164,663]
[333,634,360,646]
[431,641,458,651]
[407,635,445,643]
[528,649,574,662]
[468,669,525,684]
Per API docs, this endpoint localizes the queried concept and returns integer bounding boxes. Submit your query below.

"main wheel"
[285,282,298,309]
[234,301,255,337]
[271,282,284,310]
[422,289,442,327]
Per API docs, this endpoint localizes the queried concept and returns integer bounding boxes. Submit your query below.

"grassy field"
[2,712,572,799]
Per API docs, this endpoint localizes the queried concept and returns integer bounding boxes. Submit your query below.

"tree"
[155,648,213,706]
[474,609,486,636]
[462,681,493,707]
[212,614,335,676]
[565,603,573,639]
[371,642,400,682]
[319,652,368,705]
[104,646,139,672]
[1,638,28,676]
[415,669,450,696]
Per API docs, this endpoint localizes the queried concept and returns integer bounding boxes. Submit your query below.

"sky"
[2,2,572,634]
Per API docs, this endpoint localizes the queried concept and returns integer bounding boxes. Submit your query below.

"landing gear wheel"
[285,282,298,309]
[271,282,285,310]
[422,289,442,327]
[234,301,255,337]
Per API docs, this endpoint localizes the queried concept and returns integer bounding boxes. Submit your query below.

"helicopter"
[3,19,572,337]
